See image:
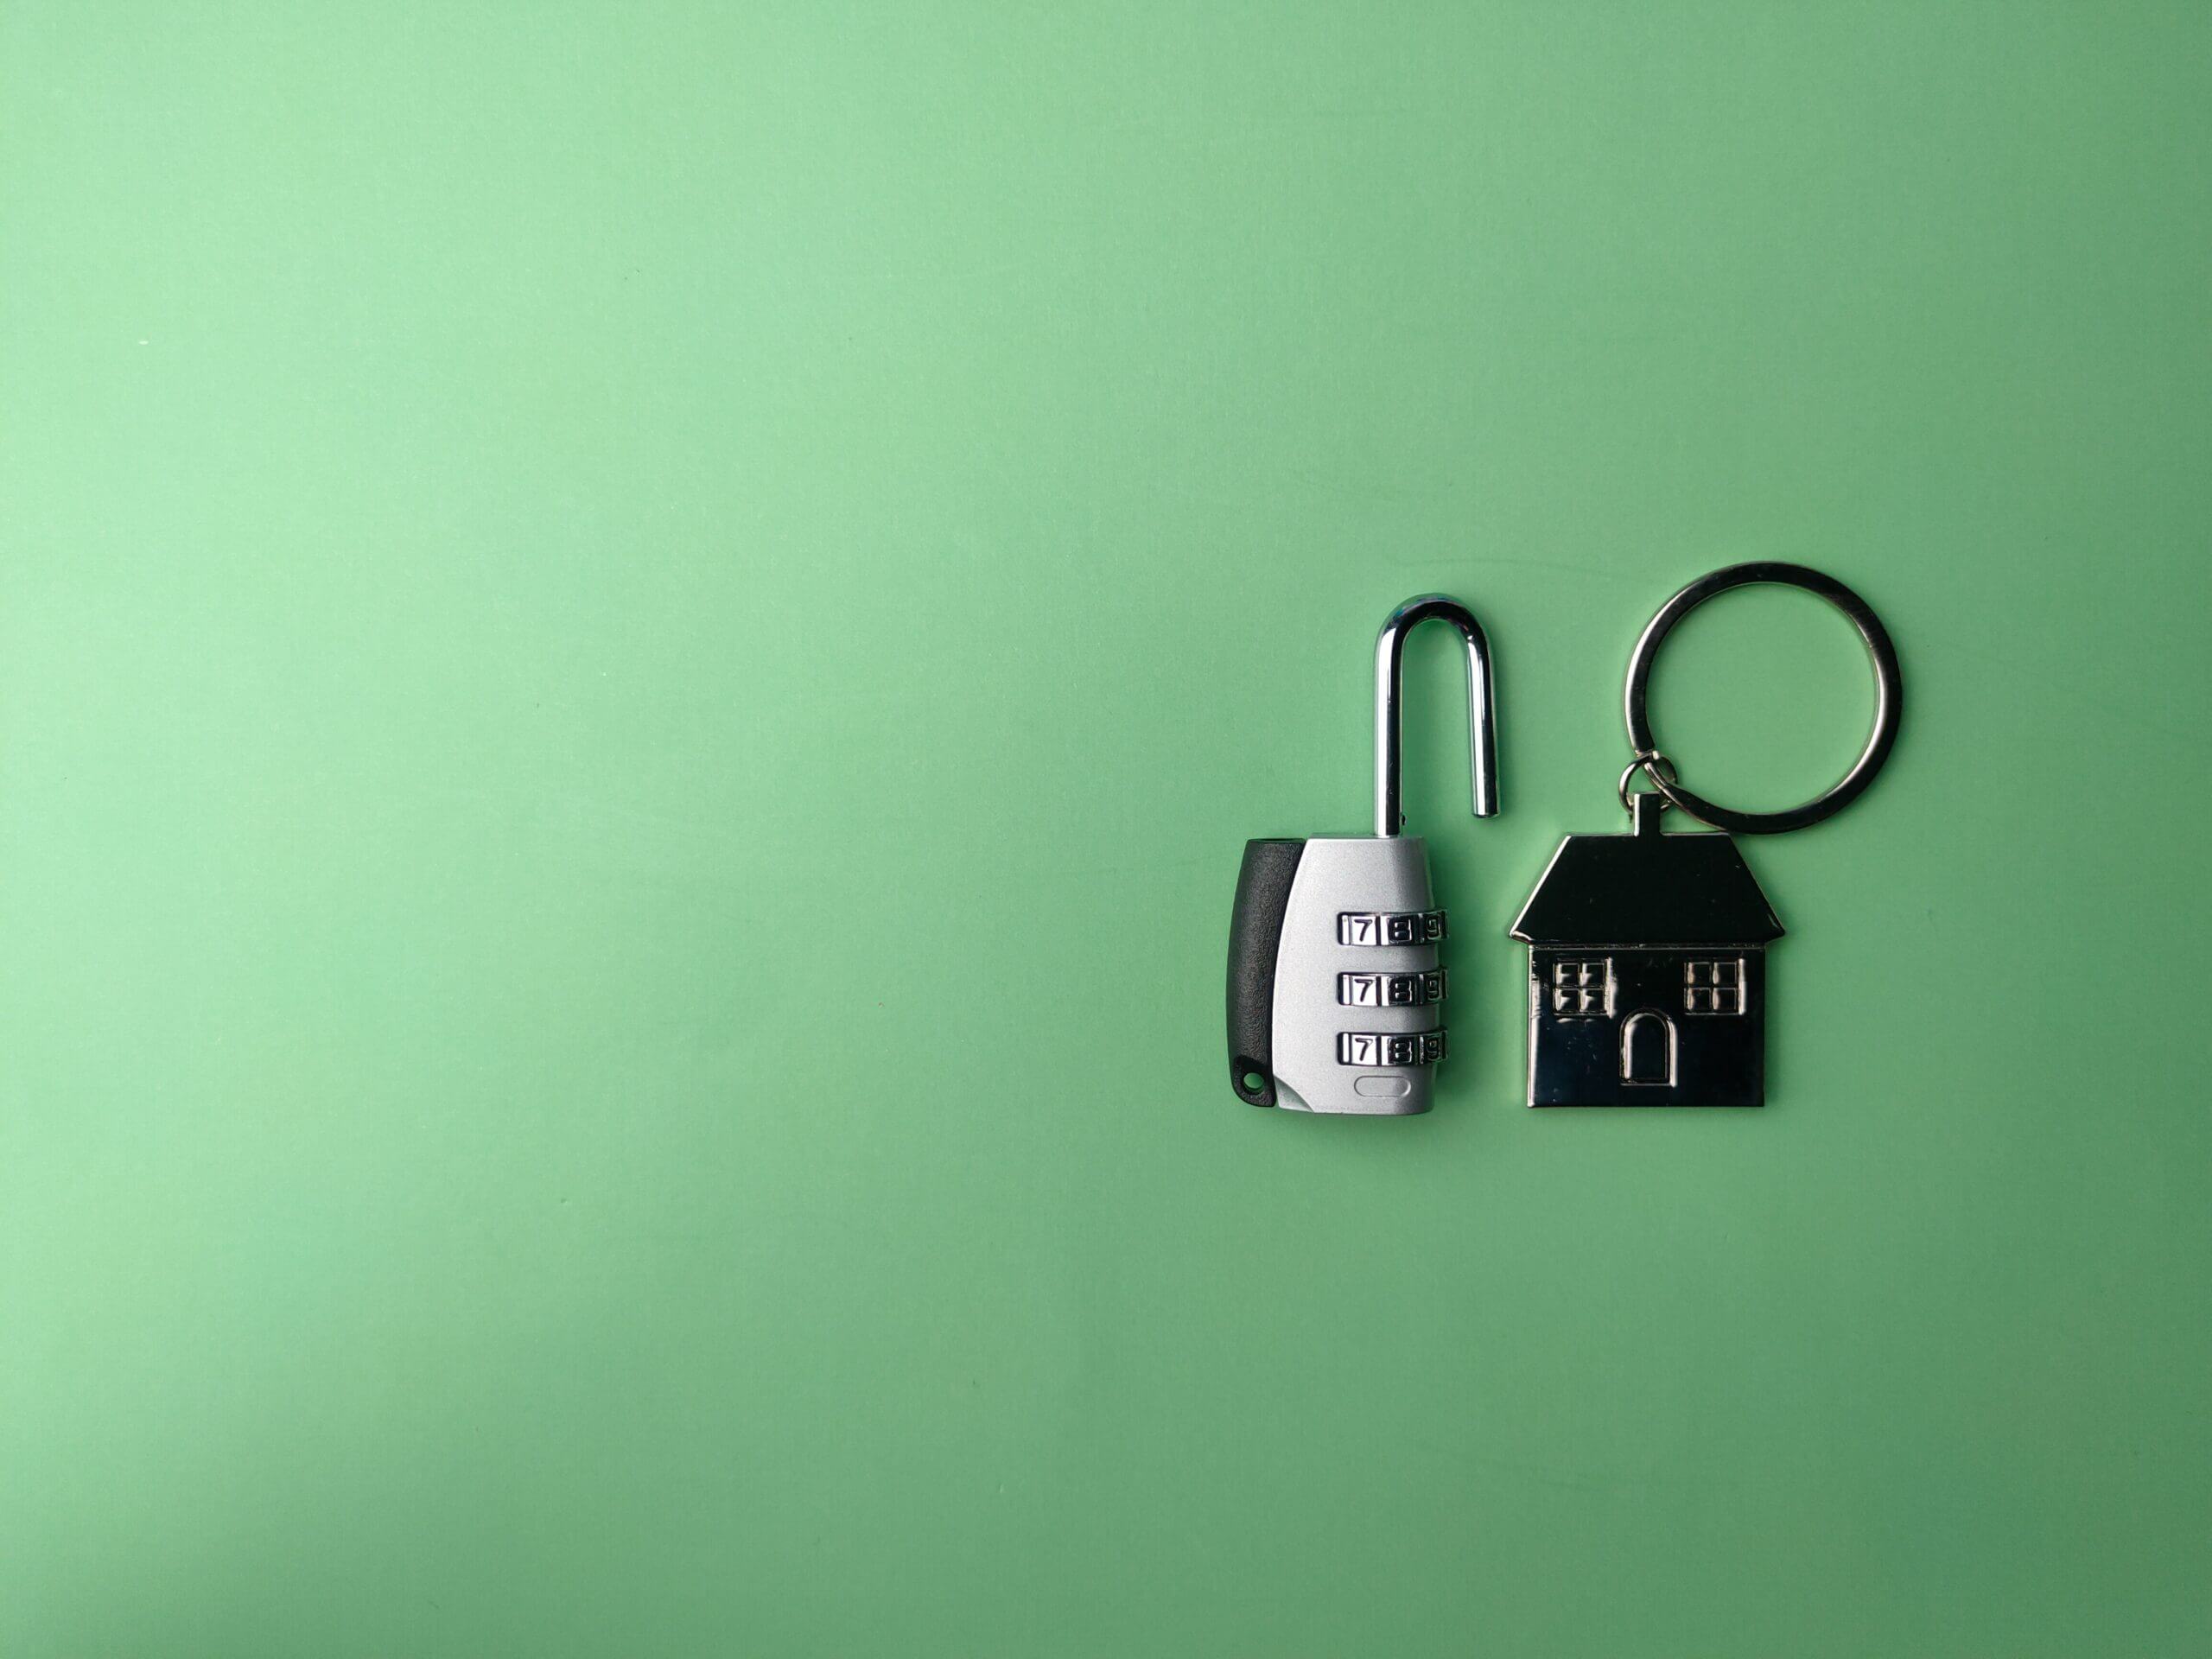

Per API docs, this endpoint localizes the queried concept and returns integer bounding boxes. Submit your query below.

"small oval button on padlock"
[1226,594,1499,1116]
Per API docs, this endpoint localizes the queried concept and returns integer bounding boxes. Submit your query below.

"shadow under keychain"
[1509,563,1902,1107]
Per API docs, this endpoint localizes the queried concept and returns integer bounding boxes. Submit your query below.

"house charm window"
[1683,959,1744,1014]
[1551,959,1611,1016]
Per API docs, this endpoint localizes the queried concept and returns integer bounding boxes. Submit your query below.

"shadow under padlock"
[1226,595,1499,1116]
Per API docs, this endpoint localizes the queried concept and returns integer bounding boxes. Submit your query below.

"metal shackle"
[1373,594,1499,837]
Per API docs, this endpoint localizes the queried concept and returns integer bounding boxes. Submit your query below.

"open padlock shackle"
[1374,594,1499,836]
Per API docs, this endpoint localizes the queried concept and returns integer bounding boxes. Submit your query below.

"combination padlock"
[1226,594,1500,1116]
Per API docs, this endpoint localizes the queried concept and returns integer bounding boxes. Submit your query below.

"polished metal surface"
[1269,836,1440,1115]
[1522,945,1768,1107]
[1622,562,1903,836]
[1510,783,1782,1108]
[1374,594,1499,837]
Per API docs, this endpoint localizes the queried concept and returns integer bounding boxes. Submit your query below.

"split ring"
[1623,563,1903,836]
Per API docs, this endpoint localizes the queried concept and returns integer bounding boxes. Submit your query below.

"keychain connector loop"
[1617,750,1678,816]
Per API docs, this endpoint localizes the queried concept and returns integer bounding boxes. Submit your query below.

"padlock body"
[1227,836,1446,1116]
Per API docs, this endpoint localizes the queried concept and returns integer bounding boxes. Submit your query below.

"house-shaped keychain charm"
[1510,791,1783,1106]
[1512,563,1902,1108]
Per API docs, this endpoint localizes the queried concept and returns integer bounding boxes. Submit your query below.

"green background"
[3,4,2208,1654]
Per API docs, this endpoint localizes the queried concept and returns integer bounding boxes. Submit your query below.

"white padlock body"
[1269,836,1445,1116]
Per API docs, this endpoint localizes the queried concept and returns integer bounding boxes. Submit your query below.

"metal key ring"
[1616,749,1677,814]
[1623,562,1903,836]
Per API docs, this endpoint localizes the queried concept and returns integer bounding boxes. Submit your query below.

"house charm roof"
[1510,793,1783,946]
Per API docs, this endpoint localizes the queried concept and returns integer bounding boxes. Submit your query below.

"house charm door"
[1510,563,1904,1109]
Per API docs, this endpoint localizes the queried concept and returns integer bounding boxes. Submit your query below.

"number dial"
[1336,909,1446,947]
[1337,969,1446,1007]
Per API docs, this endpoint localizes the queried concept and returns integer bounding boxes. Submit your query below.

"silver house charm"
[1512,562,1903,1109]
[1226,594,1500,1116]
[1512,792,1781,1105]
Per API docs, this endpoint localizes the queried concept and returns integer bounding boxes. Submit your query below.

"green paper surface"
[3,4,2208,1654]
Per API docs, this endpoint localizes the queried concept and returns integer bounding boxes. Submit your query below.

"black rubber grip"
[1226,839,1305,1107]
